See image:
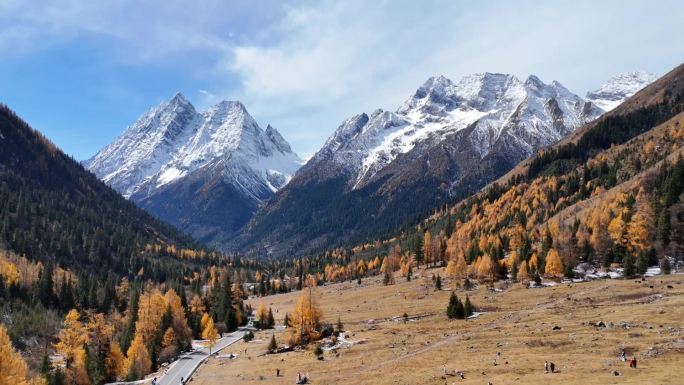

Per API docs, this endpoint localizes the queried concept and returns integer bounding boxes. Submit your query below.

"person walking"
[550,362,555,373]
[544,361,549,373]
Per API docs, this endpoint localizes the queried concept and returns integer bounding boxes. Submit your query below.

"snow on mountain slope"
[313,72,602,189]
[85,94,302,203]
[586,71,657,111]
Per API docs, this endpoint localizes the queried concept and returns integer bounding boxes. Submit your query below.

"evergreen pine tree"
[268,334,277,353]
[454,298,465,319]
[623,254,635,277]
[120,288,140,352]
[38,261,55,307]
[464,296,473,318]
[336,316,344,332]
[447,292,458,319]
[636,252,649,275]
[267,308,275,329]
[226,307,238,332]
[656,208,671,246]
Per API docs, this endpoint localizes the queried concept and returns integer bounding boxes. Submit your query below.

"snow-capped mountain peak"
[317,72,603,189]
[587,71,658,111]
[86,94,302,200]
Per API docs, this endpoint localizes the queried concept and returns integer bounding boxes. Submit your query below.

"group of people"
[296,372,310,384]
[620,350,638,368]
[544,361,556,373]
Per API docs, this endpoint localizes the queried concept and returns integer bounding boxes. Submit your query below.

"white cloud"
[226,0,684,157]
[1,0,683,159]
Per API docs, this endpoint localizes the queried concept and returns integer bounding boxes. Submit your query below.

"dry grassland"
[192,270,683,385]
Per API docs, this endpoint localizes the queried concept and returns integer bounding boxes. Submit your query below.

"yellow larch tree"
[87,313,114,366]
[453,253,468,279]
[190,294,205,315]
[135,289,167,346]
[124,334,151,380]
[200,312,211,333]
[608,213,627,247]
[164,289,192,349]
[627,191,653,253]
[256,302,269,325]
[516,260,529,282]
[290,277,323,346]
[55,309,86,368]
[201,317,219,353]
[104,342,126,381]
[529,252,539,272]
[476,254,495,281]
[544,248,564,277]
[423,230,432,266]
[0,324,44,385]
[444,260,458,280]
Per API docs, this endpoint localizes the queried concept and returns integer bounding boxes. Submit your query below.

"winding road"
[157,330,246,385]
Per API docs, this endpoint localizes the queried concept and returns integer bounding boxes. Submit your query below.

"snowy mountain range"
[85,93,302,242]
[236,71,654,257]
[313,73,602,190]
[86,70,654,255]
[586,71,657,111]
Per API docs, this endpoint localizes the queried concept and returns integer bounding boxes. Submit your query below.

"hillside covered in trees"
[277,64,684,288]
[0,105,274,384]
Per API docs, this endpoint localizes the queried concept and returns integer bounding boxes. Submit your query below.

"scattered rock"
[553,326,562,330]
[613,370,621,376]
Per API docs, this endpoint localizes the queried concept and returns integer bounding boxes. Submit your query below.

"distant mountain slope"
[236,72,650,258]
[586,71,657,111]
[414,63,684,275]
[0,104,204,280]
[85,94,302,244]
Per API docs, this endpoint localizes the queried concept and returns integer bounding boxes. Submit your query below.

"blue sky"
[1,0,683,160]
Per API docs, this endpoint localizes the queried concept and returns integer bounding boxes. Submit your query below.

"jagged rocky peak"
[87,93,302,200]
[311,71,606,190]
[265,125,293,154]
[587,71,658,111]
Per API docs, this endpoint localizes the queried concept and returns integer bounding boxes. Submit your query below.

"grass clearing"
[192,271,683,385]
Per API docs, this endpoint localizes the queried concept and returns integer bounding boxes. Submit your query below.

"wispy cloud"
[1,0,683,159]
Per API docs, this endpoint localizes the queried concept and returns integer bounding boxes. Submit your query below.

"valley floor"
[192,270,683,385]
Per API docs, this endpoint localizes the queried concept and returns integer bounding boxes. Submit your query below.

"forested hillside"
[279,64,684,287]
[0,105,267,384]
[0,104,214,281]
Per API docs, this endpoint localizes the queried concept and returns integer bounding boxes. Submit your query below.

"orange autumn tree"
[135,289,167,346]
[54,310,89,385]
[627,190,653,254]
[544,248,564,277]
[124,335,151,381]
[256,302,269,326]
[516,260,530,282]
[104,342,126,381]
[290,276,323,346]
[201,317,219,354]
[0,324,44,385]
